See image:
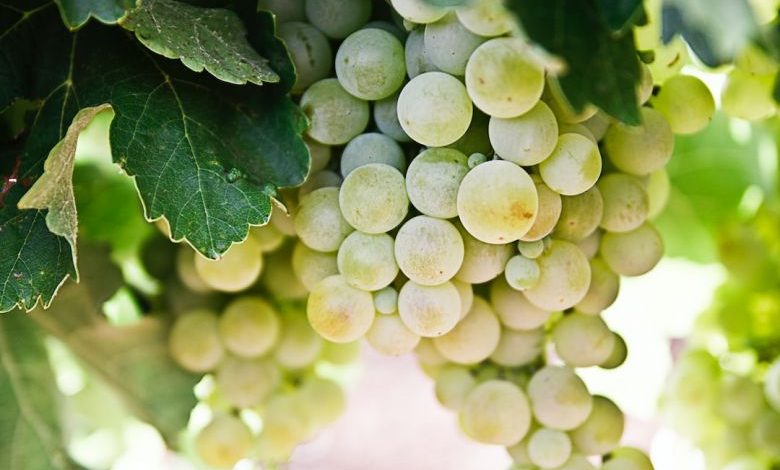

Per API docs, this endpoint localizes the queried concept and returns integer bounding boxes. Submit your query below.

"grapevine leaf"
[594,0,644,32]
[0,313,74,470]
[122,0,280,85]
[506,0,641,124]
[17,104,111,278]
[55,0,133,29]
[661,0,756,67]
[234,4,296,93]
[30,245,199,445]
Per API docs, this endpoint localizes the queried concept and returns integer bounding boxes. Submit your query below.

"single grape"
[518,240,545,259]
[457,160,539,244]
[465,38,545,118]
[434,365,477,411]
[216,355,281,408]
[582,111,611,141]
[452,278,474,318]
[339,163,409,233]
[527,366,593,430]
[406,148,469,219]
[374,286,399,314]
[489,327,544,367]
[336,28,407,100]
[601,447,654,470]
[504,255,540,291]
[270,201,297,236]
[398,280,462,337]
[603,107,674,176]
[295,187,353,252]
[304,0,371,39]
[721,68,776,121]
[552,313,615,367]
[274,310,324,369]
[460,380,532,446]
[404,28,439,79]
[300,78,369,145]
[395,216,465,286]
[539,133,602,196]
[260,253,308,298]
[600,222,663,276]
[524,240,591,311]
[570,395,624,455]
[576,257,620,314]
[651,74,714,134]
[636,62,654,105]
[434,297,501,364]
[193,237,263,292]
[523,178,562,241]
[176,246,211,293]
[340,133,406,177]
[306,139,332,176]
[366,313,421,355]
[169,310,224,372]
[391,0,449,23]
[250,223,285,253]
[195,414,254,469]
[456,223,514,283]
[256,394,311,462]
[600,332,627,369]
[455,0,513,37]
[292,241,339,291]
[467,152,487,168]
[424,13,486,76]
[543,79,597,124]
[307,275,375,343]
[558,122,597,144]
[527,428,572,469]
[337,231,399,291]
[645,168,670,219]
[218,296,280,358]
[397,71,473,146]
[598,172,650,233]
[374,91,412,142]
[415,337,448,367]
[279,22,333,94]
[258,0,305,23]
[553,187,604,242]
[298,376,346,429]
[488,101,558,166]
[490,277,553,330]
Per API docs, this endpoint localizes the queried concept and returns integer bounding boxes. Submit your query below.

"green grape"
[176,246,211,293]
[391,0,449,23]
[490,277,553,330]
[460,380,532,446]
[374,92,412,142]
[295,187,353,252]
[528,366,593,430]
[467,152,487,168]
[570,395,624,455]
[434,297,501,364]
[601,447,654,470]
[337,231,398,291]
[603,107,674,176]
[456,222,514,283]
[715,374,765,425]
[527,428,572,469]
[304,0,371,39]
[193,237,263,292]
[523,178,562,241]
[553,187,603,242]
[505,255,540,291]
[307,275,376,343]
[600,223,663,277]
[215,355,280,408]
[336,28,406,100]
[366,313,421,355]
[452,278,474,318]
[636,62,654,105]
[404,28,439,79]
[169,310,224,372]
[582,111,610,141]
[397,71,473,146]
[506,430,535,466]
[298,376,346,428]
[751,411,780,454]
[435,365,477,411]
[665,350,720,408]
[279,21,333,94]
[298,170,342,198]
[736,44,778,75]
[257,394,311,462]
[306,137,332,175]
[292,241,338,291]
[261,246,309,300]
[489,327,544,367]
[274,312,324,369]
[340,133,406,178]
[524,240,591,311]
[543,80,597,124]
[645,168,670,219]
[576,229,602,259]
[321,340,361,365]
[489,101,558,166]
[424,13,486,76]
[258,0,305,23]
[300,78,369,145]
[600,332,627,369]
[576,257,620,314]
[249,223,284,253]
[766,358,780,411]
[518,240,545,259]
[398,280,462,337]
[552,312,615,367]
[553,454,597,470]
[415,337,448,367]
[406,148,469,219]
[465,38,545,118]
[558,122,597,144]
[721,68,777,121]
[457,160,539,244]
[455,0,513,37]
[647,36,689,83]
[218,296,280,358]
[539,133,602,196]
[339,163,409,233]
[374,286,399,314]
[395,216,464,285]
[270,201,297,236]
[598,172,650,233]
[651,74,714,134]
[195,414,254,469]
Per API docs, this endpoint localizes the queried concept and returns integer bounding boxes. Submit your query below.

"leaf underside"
[54,0,133,30]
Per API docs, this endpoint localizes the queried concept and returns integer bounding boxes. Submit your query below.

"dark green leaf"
[0,313,74,470]
[661,0,756,67]
[30,245,199,445]
[234,5,296,93]
[594,0,643,31]
[506,0,641,124]
[122,0,280,85]
[55,0,133,29]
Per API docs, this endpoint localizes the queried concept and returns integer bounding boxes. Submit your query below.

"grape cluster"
[163,0,717,467]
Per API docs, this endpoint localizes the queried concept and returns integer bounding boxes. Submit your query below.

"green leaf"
[506,0,641,124]
[17,104,111,280]
[122,0,280,85]
[594,0,643,32]
[55,0,133,29]
[661,0,757,67]
[0,313,74,470]
[30,245,199,445]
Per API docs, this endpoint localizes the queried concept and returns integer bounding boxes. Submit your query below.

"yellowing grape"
[395,216,465,285]
[366,314,421,355]
[539,133,602,196]
[434,297,501,364]
[307,275,375,343]
[398,280,462,337]
[218,296,280,358]
[460,380,532,446]
[169,310,224,372]
[195,414,253,469]
[193,237,263,292]
[524,240,591,311]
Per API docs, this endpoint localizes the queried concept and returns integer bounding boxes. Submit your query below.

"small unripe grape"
[374,286,399,314]
[527,428,572,469]
[406,148,469,219]
[552,313,615,367]
[398,72,473,146]
[300,78,369,145]
[337,231,398,291]
[504,255,540,291]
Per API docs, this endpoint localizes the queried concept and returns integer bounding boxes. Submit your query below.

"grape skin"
[374,92,411,142]
[553,186,604,242]
[216,355,281,408]
[274,312,324,369]
[523,178,562,241]
[435,365,477,411]
[601,447,654,470]
[424,13,486,76]
[460,380,532,446]
[169,310,224,373]
[279,22,333,94]
[527,366,593,431]
[195,414,254,469]
[600,222,664,277]
[292,241,339,291]
[295,187,353,252]
[455,0,513,37]
[598,173,650,233]
[651,74,715,134]
[527,428,572,469]
[218,296,280,358]
[337,231,399,291]
[490,277,552,331]
[569,395,624,455]
[405,148,469,219]
[391,0,449,24]
[307,275,376,343]
[539,133,602,196]
[504,255,540,291]
[373,286,399,314]
[300,78,369,145]
[193,236,263,293]
[489,327,544,367]
[523,240,591,311]
[398,280,462,337]
[434,297,501,364]
[304,0,372,39]
[552,313,615,367]
[366,313,421,355]
[575,257,620,315]
[340,133,406,177]
[603,107,674,176]
[395,216,465,286]
[488,101,558,166]
[404,28,439,79]
[339,163,409,234]
[336,28,407,100]
[456,223,514,283]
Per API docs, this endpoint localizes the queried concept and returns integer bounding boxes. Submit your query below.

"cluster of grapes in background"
[159,0,721,468]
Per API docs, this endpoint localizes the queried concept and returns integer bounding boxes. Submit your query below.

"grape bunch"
[160,0,717,467]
